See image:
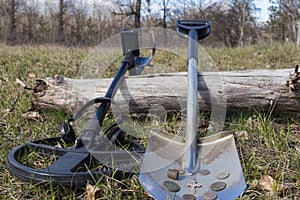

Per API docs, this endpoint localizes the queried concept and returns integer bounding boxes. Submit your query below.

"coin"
[203,191,218,200]
[163,181,180,192]
[210,181,227,191]
[183,194,196,200]
[167,169,179,180]
[199,169,210,176]
[217,171,230,180]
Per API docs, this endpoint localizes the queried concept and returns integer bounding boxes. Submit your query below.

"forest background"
[1,0,300,48]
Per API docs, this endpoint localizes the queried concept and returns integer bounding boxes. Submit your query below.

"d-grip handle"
[176,20,211,40]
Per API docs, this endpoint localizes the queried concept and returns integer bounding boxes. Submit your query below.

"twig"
[8,95,19,112]
[16,78,34,90]
[3,94,19,115]
[15,78,26,88]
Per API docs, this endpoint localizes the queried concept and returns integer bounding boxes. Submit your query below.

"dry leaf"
[86,183,101,200]
[28,73,36,79]
[235,130,249,140]
[259,175,275,191]
[295,146,300,154]
[21,111,41,120]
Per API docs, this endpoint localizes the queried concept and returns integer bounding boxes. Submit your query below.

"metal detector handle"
[176,20,211,40]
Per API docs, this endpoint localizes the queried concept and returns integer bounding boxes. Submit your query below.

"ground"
[0,44,299,199]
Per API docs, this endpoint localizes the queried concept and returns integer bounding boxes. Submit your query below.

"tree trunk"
[7,0,17,45]
[32,68,300,114]
[162,0,168,28]
[57,0,64,44]
[297,19,300,46]
[239,1,246,47]
[135,0,141,28]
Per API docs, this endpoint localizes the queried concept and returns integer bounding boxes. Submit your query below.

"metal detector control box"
[121,30,140,56]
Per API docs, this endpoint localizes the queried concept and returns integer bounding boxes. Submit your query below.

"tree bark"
[135,0,141,28]
[239,0,246,47]
[7,0,17,45]
[33,68,300,114]
[297,19,300,46]
[57,0,64,43]
[162,0,169,28]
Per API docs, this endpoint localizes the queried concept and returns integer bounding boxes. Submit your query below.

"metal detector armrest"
[121,30,156,76]
[176,20,211,40]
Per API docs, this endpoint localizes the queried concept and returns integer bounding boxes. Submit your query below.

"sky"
[254,0,272,22]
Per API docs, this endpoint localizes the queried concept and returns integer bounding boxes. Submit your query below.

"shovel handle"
[176,20,211,40]
[176,20,211,174]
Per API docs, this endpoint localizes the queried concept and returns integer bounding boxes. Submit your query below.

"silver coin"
[210,181,227,191]
[163,181,180,192]
[217,171,230,180]
[199,169,210,176]
[203,191,218,200]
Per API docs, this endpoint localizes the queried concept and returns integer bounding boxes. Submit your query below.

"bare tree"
[181,1,258,47]
[162,0,169,28]
[149,0,182,28]
[7,0,17,45]
[0,0,268,46]
[0,0,9,42]
[238,0,247,47]
[268,0,300,45]
[281,0,299,45]
[20,0,42,43]
[112,0,141,29]
[135,0,141,28]
[57,0,64,43]
[231,0,257,47]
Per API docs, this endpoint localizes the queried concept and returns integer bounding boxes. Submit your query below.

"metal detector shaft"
[85,52,135,134]
[183,29,199,174]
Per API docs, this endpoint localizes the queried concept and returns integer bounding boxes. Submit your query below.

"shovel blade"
[139,131,246,200]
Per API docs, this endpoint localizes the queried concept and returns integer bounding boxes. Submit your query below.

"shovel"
[139,20,247,200]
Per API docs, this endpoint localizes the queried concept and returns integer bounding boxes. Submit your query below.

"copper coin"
[167,169,179,180]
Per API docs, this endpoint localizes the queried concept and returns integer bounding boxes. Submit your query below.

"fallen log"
[32,68,300,114]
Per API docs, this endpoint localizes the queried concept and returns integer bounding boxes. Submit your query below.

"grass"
[0,43,300,199]
[208,43,300,71]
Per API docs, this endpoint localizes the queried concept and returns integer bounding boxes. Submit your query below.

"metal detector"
[139,20,247,200]
[6,30,155,186]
